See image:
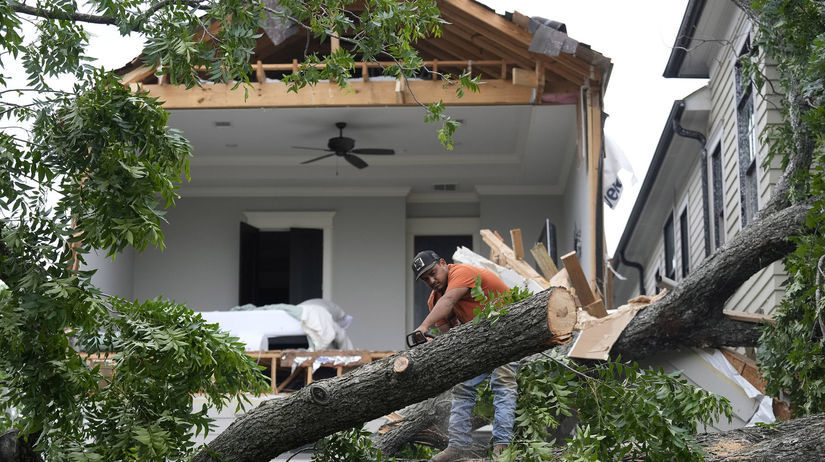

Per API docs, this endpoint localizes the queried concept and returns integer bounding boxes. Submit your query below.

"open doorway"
[239,222,323,305]
[406,217,480,332]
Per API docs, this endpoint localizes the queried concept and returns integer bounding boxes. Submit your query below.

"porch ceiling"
[170,104,578,198]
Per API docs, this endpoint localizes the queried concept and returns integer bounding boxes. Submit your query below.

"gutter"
[612,101,685,296]
[663,0,708,78]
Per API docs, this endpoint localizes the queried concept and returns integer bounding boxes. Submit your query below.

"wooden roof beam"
[443,16,587,86]
[426,37,510,78]
[137,79,537,109]
[440,0,595,77]
[439,2,594,82]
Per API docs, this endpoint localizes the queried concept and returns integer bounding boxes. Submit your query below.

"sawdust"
[705,439,748,459]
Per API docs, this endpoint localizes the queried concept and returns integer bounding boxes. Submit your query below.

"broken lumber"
[530,242,558,279]
[722,309,775,324]
[480,229,549,288]
[452,246,545,293]
[509,228,524,259]
[549,267,572,289]
[560,251,607,318]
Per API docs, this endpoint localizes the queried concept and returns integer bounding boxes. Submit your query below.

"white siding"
[706,10,786,316]
[684,161,706,274]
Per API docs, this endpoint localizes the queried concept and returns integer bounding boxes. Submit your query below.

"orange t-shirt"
[427,263,510,325]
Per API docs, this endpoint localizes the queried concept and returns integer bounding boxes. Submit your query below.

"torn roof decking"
[117,0,612,105]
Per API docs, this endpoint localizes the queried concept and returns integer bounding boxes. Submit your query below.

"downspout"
[612,101,687,297]
[671,101,711,258]
[618,249,645,295]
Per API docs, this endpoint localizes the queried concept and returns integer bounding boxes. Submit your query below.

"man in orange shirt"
[412,250,518,462]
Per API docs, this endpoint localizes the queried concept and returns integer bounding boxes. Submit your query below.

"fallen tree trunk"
[372,394,451,454]
[192,288,577,462]
[613,203,810,359]
[193,203,809,462]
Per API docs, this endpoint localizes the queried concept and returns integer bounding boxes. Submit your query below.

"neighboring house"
[612,0,784,324]
[609,3,787,429]
[87,0,612,350]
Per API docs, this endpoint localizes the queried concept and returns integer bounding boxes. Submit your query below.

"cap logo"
[413,257,425,272]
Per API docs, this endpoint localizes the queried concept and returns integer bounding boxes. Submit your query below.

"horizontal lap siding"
[724,262,782,314]
[644,237,665,296]
[686,162,706,272]
[708,13,786,317]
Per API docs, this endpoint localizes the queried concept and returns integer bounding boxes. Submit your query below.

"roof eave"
[663,0,708,78]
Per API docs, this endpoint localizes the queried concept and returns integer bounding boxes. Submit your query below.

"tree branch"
[614,203,810,359]
[10,3,118,26]
[729,0,761,25]
[10,0,205,31]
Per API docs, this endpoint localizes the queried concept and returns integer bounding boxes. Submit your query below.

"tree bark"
[613,202,809,359]
[192,199,810,462]
[372,394,451,455]
[0,430,43,462]
[694,413,825,461]
[192,288,572,462]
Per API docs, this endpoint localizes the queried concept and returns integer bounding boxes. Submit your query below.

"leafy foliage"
[746,0,825,417]
[311,426,391,462]
[274,0,479,149]
[506,352,732,462]
[469,275,533,326]
[465,281,729,461]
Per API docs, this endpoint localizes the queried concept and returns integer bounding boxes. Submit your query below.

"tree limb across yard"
[193,197,811,462]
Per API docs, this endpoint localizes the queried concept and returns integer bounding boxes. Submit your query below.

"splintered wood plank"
[723,310,775,324]
[583,299,608,318]
[530,242,558,279]
[549,268,572,289]
[480,229,549,288]
[509,228,524,259]
[560,251,596,306]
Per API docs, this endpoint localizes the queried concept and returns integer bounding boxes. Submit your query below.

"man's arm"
[415,286,469,334]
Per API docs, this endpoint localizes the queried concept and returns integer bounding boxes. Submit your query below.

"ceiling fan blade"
[343,153,368,169]
[350,148,395,155]
[301,153,335,165]
[292,146,331,152]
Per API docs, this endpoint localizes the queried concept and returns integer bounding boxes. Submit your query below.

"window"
[711,145,725,248]
[664,214,675,280]
[680,208,689,277]
[735,39,759,225]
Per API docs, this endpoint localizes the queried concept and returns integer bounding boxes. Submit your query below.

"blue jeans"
[447,362,518,447]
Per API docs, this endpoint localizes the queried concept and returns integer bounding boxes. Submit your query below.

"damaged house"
[88,0,612,353]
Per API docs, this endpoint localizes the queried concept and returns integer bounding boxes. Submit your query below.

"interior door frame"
[243,211,335,300]
[405,217,480,333]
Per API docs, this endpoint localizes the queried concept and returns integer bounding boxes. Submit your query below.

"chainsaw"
[405,330,435,348]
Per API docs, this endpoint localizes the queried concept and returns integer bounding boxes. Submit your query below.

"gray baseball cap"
[412,250,441,280]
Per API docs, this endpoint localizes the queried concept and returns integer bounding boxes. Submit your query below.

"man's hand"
[405,330,434,348]
[417,286,469,334]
